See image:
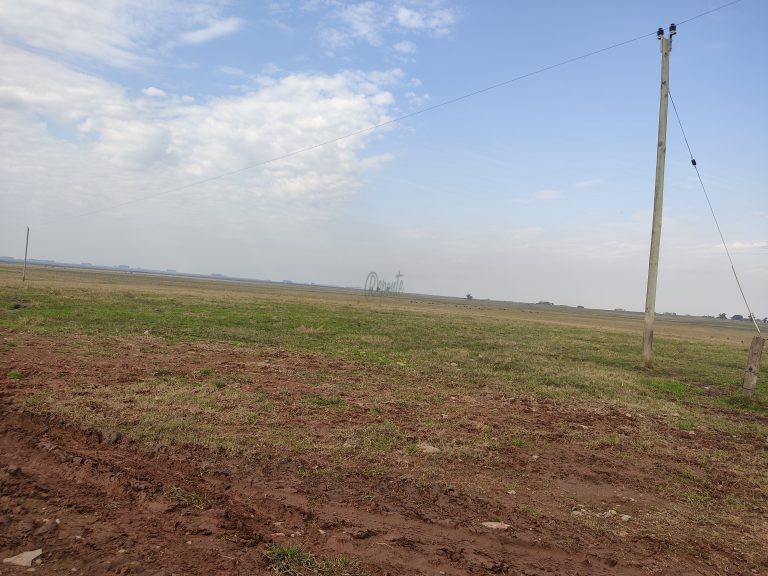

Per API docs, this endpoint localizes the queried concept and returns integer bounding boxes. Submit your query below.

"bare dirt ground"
[2,331,767,575]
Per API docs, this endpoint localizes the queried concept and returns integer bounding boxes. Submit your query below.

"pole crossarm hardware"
[642,23,676,367]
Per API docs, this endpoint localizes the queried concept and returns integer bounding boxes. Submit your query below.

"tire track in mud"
[1,405,647,575]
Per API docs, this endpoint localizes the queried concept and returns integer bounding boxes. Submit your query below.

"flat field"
[1,264,766,576]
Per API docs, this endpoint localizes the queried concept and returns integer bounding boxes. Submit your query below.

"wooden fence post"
[742,336,766,397]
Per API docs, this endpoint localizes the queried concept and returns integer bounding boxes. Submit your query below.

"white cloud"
[0,1,245,68]
[395,5,456,35]
[395,7,423,29]
[0,0,149,67]
[722,241,768,252]
[178,17,244,45]
[314,1,458,51]
[142,87,168,98]
[0,41,402,219]
[393,40,417,54]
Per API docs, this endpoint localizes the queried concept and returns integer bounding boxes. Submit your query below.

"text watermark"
[364,271,404,300]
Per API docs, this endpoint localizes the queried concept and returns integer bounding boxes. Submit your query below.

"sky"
[0,0,765,317]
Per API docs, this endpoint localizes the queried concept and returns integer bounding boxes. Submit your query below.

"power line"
[677,0,744,25]
[36,0,746,227]
[668,90,761,334]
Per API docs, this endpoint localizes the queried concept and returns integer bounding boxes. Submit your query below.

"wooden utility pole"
[22,226,29,284]
[742,336,765,397]
[642,24,676,367]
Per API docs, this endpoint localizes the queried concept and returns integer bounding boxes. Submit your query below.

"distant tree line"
[718,313,768,323]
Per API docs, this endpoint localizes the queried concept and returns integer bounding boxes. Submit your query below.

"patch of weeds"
[677,419,695,432]
[265,545,367,576]
[316,556,365,576]
[485,436,500,451]
[508,437,527,448]
[22,395,43,406]
[724,395,767,413]
[198,367,213,377]
[404,443,418,455]
[230,373,254,385]
[290,437,310,452]
[518,504,542,518]
[722,494,747,510]
[357,493,376,504]
[7,369,22,380]
[685,491,711,505]
[152,368,175,378]
[0,339,17,352]
[421,417,440,430]
[297,467,312,479]
[212,380,226,389]
[306,394,344,408]
[353,423,404,454]
[265,544,314,571]
[675,467,699,483]
[584,433,624,449]
[359,465,386,478]
[644,378,688,398]
[164,485,207,509]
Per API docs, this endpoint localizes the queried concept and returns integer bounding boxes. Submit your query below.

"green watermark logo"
[365,271,404,300]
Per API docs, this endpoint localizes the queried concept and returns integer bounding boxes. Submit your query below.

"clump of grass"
[23,395,42,406]
[722,494,747,510]
[265,545,366,576]
[164,485,207,509]
[266,544,314,571]
[316,556,364,576]
[212,380,226,389]
[518,504,542,518]
[306,394,344,408]
[685,491,711,505]
[0,339,17,352]
[644,377,688,398]
[724,395,767,413]
[198,367,213,377]
[508,437,526,448]
[584,433,624,449]
[677,419,696,432]
[7,369,22,380]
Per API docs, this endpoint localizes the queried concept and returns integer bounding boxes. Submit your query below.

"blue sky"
[0,0,765,316]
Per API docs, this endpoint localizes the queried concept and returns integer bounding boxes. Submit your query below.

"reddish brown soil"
[2,332,766,575]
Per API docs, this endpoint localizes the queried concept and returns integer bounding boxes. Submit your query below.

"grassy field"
[1,263,767,575]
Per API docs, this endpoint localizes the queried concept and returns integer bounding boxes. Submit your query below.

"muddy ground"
[1,332,767,575]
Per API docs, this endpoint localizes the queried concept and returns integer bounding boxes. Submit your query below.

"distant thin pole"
[22,226,29,284]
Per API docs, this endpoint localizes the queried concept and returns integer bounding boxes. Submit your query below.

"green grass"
[1,282,757,412]
[518,504,543,518]
[265,545,367,576]
[7,369,22,380]
[306,394,344,407]
[644,377,689,398]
